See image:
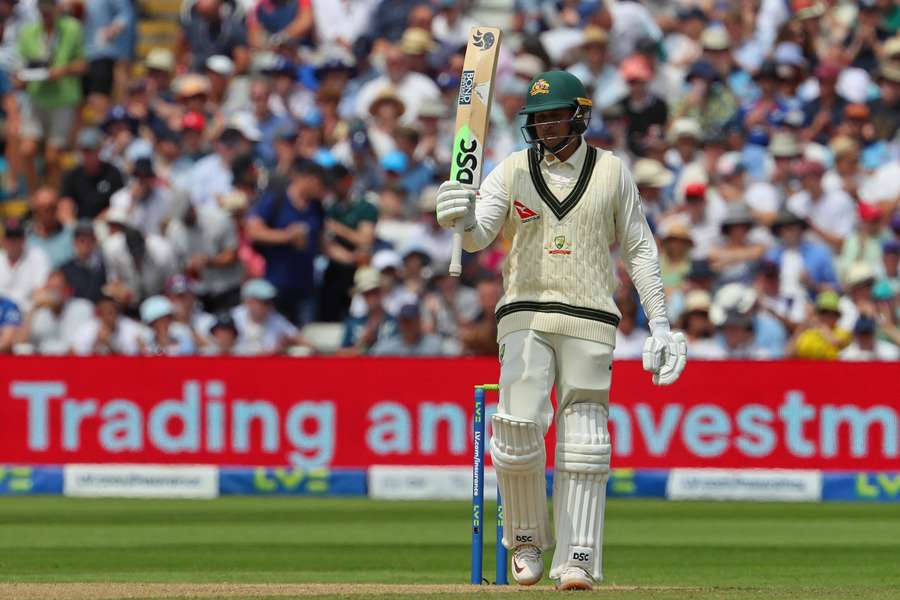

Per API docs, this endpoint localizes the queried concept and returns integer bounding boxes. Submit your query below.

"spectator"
[613,291,647,359]
[26,187,73,268]
[165,274,216,348]
[754,259,808,332]
[319,164,377,322]
[232,278,304,355]
[673,60,738,133]
[72,294,143,355]
[838,202,888,280]
[839,261,879,332]
[0,217,50,310]
[179,0,249,74]
[632,158,673,227]
[243,77,293,168]
[220,189,265,280]
[59,127,125,221]
[405,187,454,266]
[0,295,22,353]
[109,158,173,237]
[339,266,397,355]
[840,315,900,361]
[567,26,626,110]
[355,43,440,125]
[656,216,693,291]
[101,206,178,306]
[790,290,852,359]
[18,0,87,189]
[715,309,770,359]
[166,196,243,314]
[765,209,838,297]
[617,54,668,155]
[60,219,106,302]
[787,158,857,252]
[22,270,94,354]
[137,295,195,356]
[457,277,501,357]
[82,0,134,118]
[709,203,768,285]
[371,302,444,356]
[202,312,239,355]
[182,127,252,207]
[678,289,723,359]
[247,157,324,325]
[681,182,720,260]
[421,264,479,351]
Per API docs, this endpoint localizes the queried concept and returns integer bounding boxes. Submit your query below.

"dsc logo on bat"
[455,137,479,186]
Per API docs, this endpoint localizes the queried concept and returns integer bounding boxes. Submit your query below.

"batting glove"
[436,180,476,230]
[642,317,687,386]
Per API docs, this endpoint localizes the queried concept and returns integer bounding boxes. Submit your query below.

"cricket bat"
[449,26,502,277]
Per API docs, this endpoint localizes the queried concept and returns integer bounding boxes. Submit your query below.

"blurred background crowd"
[0,0,898,361]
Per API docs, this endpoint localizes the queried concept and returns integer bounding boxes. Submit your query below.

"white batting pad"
[490,413,553,551]
[549,403,611,581]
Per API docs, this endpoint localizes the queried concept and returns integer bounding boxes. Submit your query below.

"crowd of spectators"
[0,0,898,361]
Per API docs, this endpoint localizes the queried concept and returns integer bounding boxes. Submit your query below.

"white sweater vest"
[496,146,622,346]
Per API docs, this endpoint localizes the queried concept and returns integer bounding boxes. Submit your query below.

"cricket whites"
[449,26,502,277]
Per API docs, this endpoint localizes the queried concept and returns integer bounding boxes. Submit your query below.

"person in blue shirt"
[765,208,838,298]
[0,295,22,353]
[246,157,324,325]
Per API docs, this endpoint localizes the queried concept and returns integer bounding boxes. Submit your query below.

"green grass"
[0,497,899,599]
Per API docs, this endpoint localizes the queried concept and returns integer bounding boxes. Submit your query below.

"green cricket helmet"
[519,70,593,148]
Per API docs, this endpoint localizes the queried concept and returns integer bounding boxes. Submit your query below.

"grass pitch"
[0,497,898,599]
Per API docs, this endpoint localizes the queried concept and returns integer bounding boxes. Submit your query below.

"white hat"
[227,112,262,142]
[140,295,174,324]
[105,205,130,225]
[353,267,382,294]
[684,289,712,313]
[836,67,872,103]
[372,249,402,272]
[701,26,731,51]
[242,278,278,301]
[206,55,235,77]
[667,118,702,143]
[145,47,175,73]
[710,283,758,326]
[513,54,544,79]
[633,159,674,188]
[844,262,877,288]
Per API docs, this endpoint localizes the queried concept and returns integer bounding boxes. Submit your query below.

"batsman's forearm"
[462,162,509,252]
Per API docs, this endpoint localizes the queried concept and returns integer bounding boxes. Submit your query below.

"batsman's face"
[532,108,575,141]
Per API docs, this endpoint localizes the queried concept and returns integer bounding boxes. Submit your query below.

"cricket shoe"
[555,566,593,591]
[511,544,543,586]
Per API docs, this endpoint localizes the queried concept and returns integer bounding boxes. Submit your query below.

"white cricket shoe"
[510,544,543,586]
[555,566,593,591]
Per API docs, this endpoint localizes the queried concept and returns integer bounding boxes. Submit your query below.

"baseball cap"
[211,313,238,335]
[792,159,826,178]
[687,60,718,82]
[854,316,877,335]
[872,279,895,301]
[372,249,403,272]
[3,217,24,237]
[227,113,262,142]
[815,290,841,313]
[132,157,155,179]
[684,182,707,200]
[381,150,408,173]
[182,111,206,132]
[140,295,174,324]
[76,127,104,150]
[397,303,421,321]
[858,202,882,223]
[241,278,278,301]
[774,42,807,68]
[73,218,95,237]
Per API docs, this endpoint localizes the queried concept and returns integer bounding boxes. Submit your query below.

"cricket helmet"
[519,70,593,148]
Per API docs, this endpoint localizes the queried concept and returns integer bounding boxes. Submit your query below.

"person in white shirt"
[355,44,440,125]
[567,26,627,111]
[24,270,95,354]
[787,159,856,251]
[840,317,900,361]
[109,157,173,237]
[180,128,250,207]
[72,295,144,355]
[0,218,51,311]
[435,70,685,591]
[232,278,303,355]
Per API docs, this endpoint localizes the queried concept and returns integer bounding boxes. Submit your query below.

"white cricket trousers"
[496,328,613,582]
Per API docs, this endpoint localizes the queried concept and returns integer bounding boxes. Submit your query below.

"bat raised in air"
[449,26,502,277]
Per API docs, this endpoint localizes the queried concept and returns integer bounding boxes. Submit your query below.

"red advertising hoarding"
[0,357,897,470]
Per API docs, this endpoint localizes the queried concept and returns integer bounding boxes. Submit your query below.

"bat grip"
[449,221,464,277]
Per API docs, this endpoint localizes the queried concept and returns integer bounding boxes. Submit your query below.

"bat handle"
[449,221,464,277]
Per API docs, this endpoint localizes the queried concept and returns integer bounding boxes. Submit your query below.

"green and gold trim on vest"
[495,301,620,327]
[527,144,598,220]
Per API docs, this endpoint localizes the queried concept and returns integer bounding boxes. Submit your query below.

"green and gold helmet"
[518,70,593,149]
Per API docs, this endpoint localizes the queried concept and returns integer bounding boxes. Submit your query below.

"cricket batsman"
[436,71,687,590]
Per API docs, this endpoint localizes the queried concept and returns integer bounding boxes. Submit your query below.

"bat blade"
[449,26,502,277]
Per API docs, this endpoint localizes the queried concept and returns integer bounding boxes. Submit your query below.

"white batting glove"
[642,317,687,386]
[436,180,475,230]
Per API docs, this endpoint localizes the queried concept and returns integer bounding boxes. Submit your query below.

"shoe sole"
[556,579,593,591]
